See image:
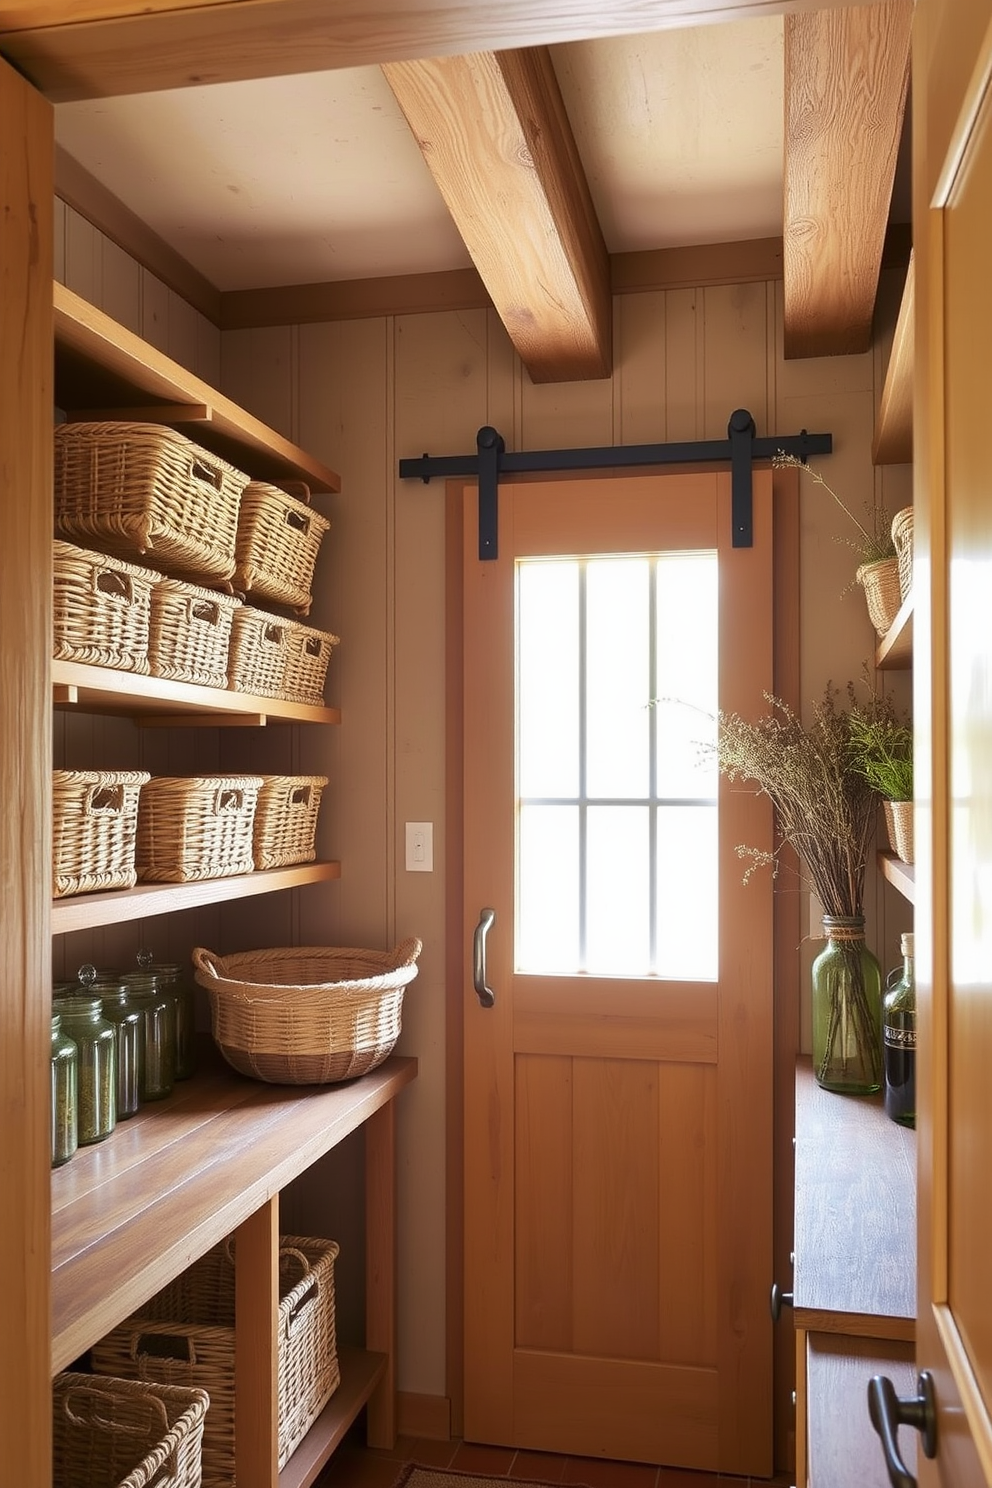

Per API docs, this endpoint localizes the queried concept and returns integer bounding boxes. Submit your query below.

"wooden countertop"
[51,1049,417,1372]
[793,1057,916,1341]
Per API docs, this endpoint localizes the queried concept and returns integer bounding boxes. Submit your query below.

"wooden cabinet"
[48,284,414,1488]
[793,1059,916,1488]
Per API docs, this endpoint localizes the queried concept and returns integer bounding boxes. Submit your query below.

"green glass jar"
[811,916,882,1094]
[120,971,176,1100]
[51,1012,78,1167]
[56,996,116,1143]
[96,985,143,1120]
[136,956,196,1080]
[883,931,916,1128]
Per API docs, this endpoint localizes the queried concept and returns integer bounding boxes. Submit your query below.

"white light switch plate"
[405,821,433,872]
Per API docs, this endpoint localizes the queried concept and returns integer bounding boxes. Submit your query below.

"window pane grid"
[517,553,718,979]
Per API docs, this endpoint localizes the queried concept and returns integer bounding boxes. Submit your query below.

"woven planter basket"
[857,555,902,638]
[53,769,150,898]
[233,481,330,615]
[883,799,914,864]
[135,775,263,883]
[148,578,241,688]
[52,1371,208,1488]
[90,1236,339,1485]
[192,939,421,1084]
[891,506,914,601]
[53,541,160,674]
[54,421,249,584]
[227,607,339,706]
[253,774,328,870]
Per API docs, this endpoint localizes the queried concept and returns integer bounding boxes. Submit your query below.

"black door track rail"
[399,409,832,560]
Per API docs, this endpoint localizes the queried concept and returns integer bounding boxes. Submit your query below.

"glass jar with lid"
[120,970,176,1100]
[51,1012,78,1167]
[135,951,196,1080]
[73,965,142,1122]
[56,995,116,1144]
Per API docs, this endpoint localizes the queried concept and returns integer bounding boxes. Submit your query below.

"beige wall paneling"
[615,291,666,446]
[392,306,493,1399]
[139,266,171,354]
[700,281,770,438]
[663,288,704,443]
[519,348,614,450]
[53,191,65,283]
[100,236,141,334]
[222,324,297,442]
[64,203,100,304]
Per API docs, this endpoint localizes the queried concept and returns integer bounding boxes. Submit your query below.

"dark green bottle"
[883,931,916,1128]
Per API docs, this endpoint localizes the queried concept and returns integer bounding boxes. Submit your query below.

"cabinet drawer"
[806,1332,916,1488]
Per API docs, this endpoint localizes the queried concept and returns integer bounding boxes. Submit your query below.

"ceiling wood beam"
[2,0,886,104]
[383,48,611,383]
[782,0,911,359]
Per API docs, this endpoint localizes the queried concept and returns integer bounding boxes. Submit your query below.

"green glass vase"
[811,916,882,1094]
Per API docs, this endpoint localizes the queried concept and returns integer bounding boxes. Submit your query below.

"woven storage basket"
[883,799,914,864]
[53,541,161,674]
[891,506,914,601]
[90,1236,339,1485]
[233,481,330,615]
[253,775,328,870]
[54,421,250,584]
[856,555,903,638]
[228,607,339,705]
[192,939,422,1084]
[135,775,263,883]
[148,578,241,688]
[53,769,150,898]
[53,1370,209,1488]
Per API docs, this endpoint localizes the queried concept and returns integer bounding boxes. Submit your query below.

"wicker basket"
[228,607,339,706]
[856,555,903,638]
[148,578,241,688]
[883,799,914,864]
[53,541,161,674]
[891,506,914,601]
[135,775,263,883]
[192,939,422,1084]
[233,481,330,615]
[253,775,328,870]
[53,1370,209,1488]
[53,769,150,898]
[90,1236,339,1485]
[54,421,250,584]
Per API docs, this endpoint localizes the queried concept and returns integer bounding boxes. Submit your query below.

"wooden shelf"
[806,1333,916,1488]
[878,850,915,904]
[53,659,341,727]
[51,1052,417,1372]
[872,253,914,467]
[54,283,341,493]
[51,861,341,934]
[877,591,913,669]
[793,1058,916,1342]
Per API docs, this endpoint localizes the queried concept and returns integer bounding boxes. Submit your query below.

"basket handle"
[214,787,245,814]
[94,569,134,605]
[263,623,285,647]
[134,1330,198,1366]
[62,1380,170,1439]
[283,1276,320,1338]
[277,479,312,504]
[289,785,312,808]
[189,598,221,627]
[87,783,125,815]
[393,937,424,969]
[285,508,311,535]
[191,947,223,981]
[304,635,323,657]
[189,455,224,491]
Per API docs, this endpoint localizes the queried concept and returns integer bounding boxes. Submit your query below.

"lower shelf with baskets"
[51,1049,417,1488]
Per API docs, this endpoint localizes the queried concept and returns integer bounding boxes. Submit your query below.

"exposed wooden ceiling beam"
[782,0,911,359]
[2,0,886,104]
[383,48,611,383]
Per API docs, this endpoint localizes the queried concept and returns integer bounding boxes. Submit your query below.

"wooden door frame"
[444,466,801,1471]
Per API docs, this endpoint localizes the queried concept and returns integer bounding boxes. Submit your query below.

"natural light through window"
[516,552,719,979]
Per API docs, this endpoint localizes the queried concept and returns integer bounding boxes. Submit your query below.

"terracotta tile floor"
[314,1425,795,1488]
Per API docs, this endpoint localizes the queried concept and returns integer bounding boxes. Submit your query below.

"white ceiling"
[53,18,785,293]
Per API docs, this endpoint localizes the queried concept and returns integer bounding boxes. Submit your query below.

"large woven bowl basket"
[192,939,421,1084]
[856,555,903,638]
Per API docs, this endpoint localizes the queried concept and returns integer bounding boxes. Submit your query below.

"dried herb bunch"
[715,681,900,918]
[773,453,896,566]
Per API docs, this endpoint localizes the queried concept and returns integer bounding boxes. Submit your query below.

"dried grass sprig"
[773,453,896,566]
[715,681,894,918]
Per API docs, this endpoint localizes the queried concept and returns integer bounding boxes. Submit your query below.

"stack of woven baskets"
[53,420,338,704]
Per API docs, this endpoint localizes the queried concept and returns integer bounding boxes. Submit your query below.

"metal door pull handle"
[867,1371,937,1488]
[473,907,496,1007]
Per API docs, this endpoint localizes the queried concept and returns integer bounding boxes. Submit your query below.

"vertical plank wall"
[55,199,913,1420]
